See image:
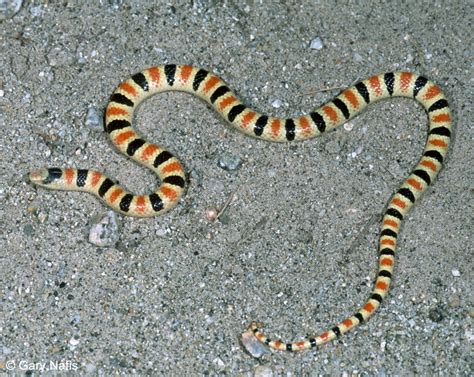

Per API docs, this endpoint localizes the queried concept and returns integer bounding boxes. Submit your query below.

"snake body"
[29,65,452,351]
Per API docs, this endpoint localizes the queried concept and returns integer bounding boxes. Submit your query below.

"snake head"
[29,168,63,188]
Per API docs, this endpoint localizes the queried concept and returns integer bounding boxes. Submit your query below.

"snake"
[29,65,452,351]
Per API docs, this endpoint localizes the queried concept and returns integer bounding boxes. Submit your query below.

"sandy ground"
[1,1,472,375]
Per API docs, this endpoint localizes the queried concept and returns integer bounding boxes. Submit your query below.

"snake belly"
[29,65,452,351]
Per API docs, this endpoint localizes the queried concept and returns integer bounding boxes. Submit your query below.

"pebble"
[69,336,80,346]
[451,268,460,277]
[255,365,273,377]
[310,37,323,50]
[343,122,354,131]
[88,211,120,247]
[271,99,282,108]
[241,330,269,358]
[29,4,42,17]
[354,52,364,62]
[84,363,97,373]
[23,224,34,236]
[108,0,124,8]
[428,306,445,322]
[47,47,72,67]
[0,0,22,20]
[70,314,81,324]
[155,226,170,237]
[465,329,474,342]
[448,294,460,308]
[205,207,219,221]
[350,146,363,158]
[325,140,341,155]
[212,357,225,370]
[217,153,242,171]
[37,210,48,223]
[85,107,101,128]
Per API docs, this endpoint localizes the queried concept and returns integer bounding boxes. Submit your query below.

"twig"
[214,191,236,222]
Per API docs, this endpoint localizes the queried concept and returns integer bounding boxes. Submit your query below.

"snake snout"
[28,169,49,185]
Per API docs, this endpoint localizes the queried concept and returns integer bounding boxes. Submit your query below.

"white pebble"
[30,5,42,16]
[343,122,354,131]
[213,357,225,370]
[465,329,474,342]
[310,37,324,50]
[451,269,461,277]
[85,107,101,128]
[271,99,282,108]
[156,227,170,237]
[84,363,96,373]
[255,365,273,377]
[88,211,120,247]
[241,330,269,358]
[205,207,218,221]
[0,89,4,97]
[69,337,80,346]
[0,0,23,19]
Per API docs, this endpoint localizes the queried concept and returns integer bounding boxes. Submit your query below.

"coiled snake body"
[29,65,452,351]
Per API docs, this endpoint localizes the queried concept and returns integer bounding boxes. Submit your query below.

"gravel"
[1,1,472,375]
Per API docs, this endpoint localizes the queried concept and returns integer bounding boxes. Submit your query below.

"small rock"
[271,99,282,108]
[325,140,341,155]
[84,363,96,373]
[47,47,72,67]
[350,146,363,158]
[451,268,461,277]
[255,365,273,377]
[156,226,170,237]
[428,306,445,322]
[85,107,101,128]
[205,207,219,221]
[0,0,23,20]
[70,314,81,324]
[69,336,80,346]
[108,0,123,7]
[88,211,120,247]
[465,329,474,342]
[213,357,225,370]
[29,5,42,16]
[310,37,323,50]
[241,330,269,358]
[448,294,460,308]
[23,224,34,236]
[354,52,364,62]
[218,153,242,171]
[343,122,354,131]
[37,211,48,223]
